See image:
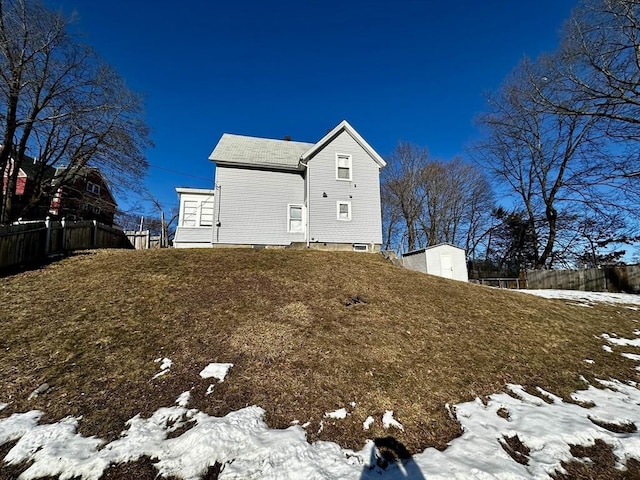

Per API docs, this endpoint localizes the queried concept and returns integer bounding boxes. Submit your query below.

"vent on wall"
[353,244,368,252]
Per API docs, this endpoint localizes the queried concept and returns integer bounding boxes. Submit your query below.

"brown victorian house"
[49,167,118,225]
[2,155,117,225]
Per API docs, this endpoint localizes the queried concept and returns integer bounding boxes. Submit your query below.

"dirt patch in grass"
[500,434,530,465]
[1,248,639,466]
[551,439,640,479]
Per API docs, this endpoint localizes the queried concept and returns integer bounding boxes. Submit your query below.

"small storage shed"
[402,243,468,282]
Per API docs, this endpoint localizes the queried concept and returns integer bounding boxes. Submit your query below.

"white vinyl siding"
[336,154,352,181]
[215,165,305,245]
[307,130,383,245]
[288,204,304,233]
[337,201,351,221]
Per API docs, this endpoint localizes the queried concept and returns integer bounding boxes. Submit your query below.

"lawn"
[0,248,639,478]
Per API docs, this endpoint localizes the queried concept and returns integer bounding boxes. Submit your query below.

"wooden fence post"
[92,220,98,247]
[44,217,51,255]
[61,218,66,251]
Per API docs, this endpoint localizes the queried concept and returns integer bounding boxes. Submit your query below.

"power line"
[148,163,213,182]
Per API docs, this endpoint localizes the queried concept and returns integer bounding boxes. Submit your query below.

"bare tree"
[381,142,429,251]
[472,53,640,268]
[382,141,494,255]
[0,0,151,223]
[539,0,640,139]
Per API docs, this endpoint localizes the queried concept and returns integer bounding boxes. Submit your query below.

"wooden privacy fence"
[526,266,640,293]
[470,277,526,289]
[124,230,162,249]
[0,219,131,270]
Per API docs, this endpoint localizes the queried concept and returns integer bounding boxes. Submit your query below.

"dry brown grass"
[0,248,639,466]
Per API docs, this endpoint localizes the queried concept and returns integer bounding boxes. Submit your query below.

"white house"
[173,120,386,251]
[402,244,469,282]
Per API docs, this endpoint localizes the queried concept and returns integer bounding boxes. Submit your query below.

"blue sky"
[49,0,576,215]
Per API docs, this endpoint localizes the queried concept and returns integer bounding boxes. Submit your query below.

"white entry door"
[440,254,454,279]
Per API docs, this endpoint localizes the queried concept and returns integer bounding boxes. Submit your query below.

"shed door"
[440,254,454,279]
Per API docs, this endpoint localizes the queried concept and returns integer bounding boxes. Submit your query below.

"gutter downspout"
[214,184,221,245]
[301,162,309,248]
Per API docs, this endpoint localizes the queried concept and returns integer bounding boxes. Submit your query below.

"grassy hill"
[0,248,638,462]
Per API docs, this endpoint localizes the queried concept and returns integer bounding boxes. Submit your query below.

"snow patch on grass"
[152,357,172,379]
[363,416,375,431]
[1,380,640,479]
[520,290,640,305]
[324,408,348,420]
[382,410,404,431]
[176,392,191,408]
[199,363,233,382]
[621,352,640,361]
[602,333,640,347]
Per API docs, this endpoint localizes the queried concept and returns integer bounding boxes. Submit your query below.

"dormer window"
[86,181,100,195]
[336,154,352,181]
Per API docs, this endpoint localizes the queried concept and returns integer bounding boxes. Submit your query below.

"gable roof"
[54,166,118,207]
[301,120,386,168]
[209,121,386,171]
[209,134,313,170]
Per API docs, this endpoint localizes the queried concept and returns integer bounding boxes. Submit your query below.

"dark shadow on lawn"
[360,437,426,479]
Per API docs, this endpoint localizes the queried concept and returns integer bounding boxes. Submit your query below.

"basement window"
[353,243,368,252]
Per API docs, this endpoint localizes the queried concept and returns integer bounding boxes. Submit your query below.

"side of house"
[303,122,384,251]
[174,120,386,251]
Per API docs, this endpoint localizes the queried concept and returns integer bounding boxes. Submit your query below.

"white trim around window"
[337,201,351,221]
[288,204,304,233]
[335,153,352,181]
[86,181,101,195]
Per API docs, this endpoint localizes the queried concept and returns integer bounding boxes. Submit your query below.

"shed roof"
[208,134,313,170]
[403,243,466,257]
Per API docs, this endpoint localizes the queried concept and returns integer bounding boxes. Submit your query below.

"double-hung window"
[337,201,351,221]
[288,205,304,233]
[182,199,215,227]
[336,154,352,181]
[182,200,198,226]
[86,181,100,195]
[200,200,214,226]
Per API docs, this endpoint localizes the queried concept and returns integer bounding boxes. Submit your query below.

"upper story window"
[336,153,352,181]
[86,181,100,195]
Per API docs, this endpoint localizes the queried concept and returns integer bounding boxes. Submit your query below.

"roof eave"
[211,159,304,172]
[300,120,386,168]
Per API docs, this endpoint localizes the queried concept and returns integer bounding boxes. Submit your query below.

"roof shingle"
[209,134,313,169]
